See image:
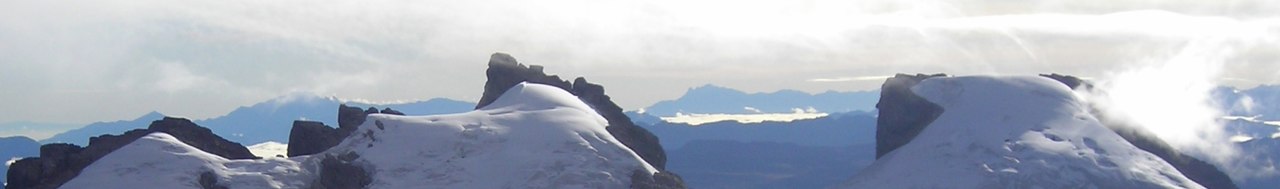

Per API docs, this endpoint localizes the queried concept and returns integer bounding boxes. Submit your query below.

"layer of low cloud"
[0,0,1278,125]
[660,107,827,125]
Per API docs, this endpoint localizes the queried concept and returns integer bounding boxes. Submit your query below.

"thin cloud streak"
[807,76,895,82]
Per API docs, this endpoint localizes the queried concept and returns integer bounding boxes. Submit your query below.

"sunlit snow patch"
[248,141,289,158]
[659,107,827,125]
[6,157,19,166]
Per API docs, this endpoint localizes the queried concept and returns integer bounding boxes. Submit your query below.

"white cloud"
[0,0,1278,126]
[1084,38,1271,178]
[661,111,828,125]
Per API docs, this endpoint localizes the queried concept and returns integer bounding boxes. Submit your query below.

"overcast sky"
[1,0,1278,124]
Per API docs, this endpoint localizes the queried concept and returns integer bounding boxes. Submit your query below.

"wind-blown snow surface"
[842,76,1204,189]
[62,82,656,188]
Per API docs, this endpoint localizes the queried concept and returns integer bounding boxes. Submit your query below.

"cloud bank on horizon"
[1,0,1278,124]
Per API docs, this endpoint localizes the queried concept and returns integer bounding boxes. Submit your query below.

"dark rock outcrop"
[1039,73,1238,189]
[874,73,947,158]
[310,152,372,189]
[338,105,374,135]
[476,53,683,188]
[379,108,404,116]
[630,170,687,189]
[288,105,403,157]
[1,136,40,184]
[287,120,342,157]
[1039,73,1094,90]
[5,117,255,189]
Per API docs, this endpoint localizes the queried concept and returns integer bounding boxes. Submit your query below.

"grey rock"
[287,120,341,157]
[874,73,947,158]
[310,152,371,189]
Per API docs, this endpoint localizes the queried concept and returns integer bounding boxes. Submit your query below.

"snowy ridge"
[329,82,656,188]
[61,133,310,188]
[61,82,657,188]
[842,76,1204,188]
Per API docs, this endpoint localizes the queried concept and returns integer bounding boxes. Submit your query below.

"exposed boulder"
[287,120,341,157]
[874,73,947,158]
[1039,73,1238,189]
[5,117,254,189]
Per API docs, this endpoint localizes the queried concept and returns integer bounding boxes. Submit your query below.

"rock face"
[873,73,947,158]
[5,117,254,189]
[1,136,40,185]
[287,105,403,157]
[1039,73,1238,189]
[476,53,683,188]
[287,120,341,157]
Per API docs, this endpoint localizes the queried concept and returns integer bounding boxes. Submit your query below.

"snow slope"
[248,141,289,158]
[62,82,656,188]
[842,76,1204,189]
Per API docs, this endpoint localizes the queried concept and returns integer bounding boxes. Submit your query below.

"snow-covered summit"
[62,82,659,188]
[843,76,1204,188]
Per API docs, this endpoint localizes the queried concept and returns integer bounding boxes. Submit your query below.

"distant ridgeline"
[40,97,475,146]
[641,84,878,117]
[5,53,687,189]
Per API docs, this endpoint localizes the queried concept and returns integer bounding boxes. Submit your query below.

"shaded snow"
[62,82,656,188]
[842,76,1203,189]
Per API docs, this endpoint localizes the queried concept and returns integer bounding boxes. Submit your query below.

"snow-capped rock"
[61,82,667,188]
[843,76,1205,188]
[478,53,671,173]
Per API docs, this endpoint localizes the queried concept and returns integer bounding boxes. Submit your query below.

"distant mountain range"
[640,111,878,188]
[41,95,475,146]
[0,122,81,140]
[1216,85,1280,120]
[641,84,878,116]
[1221,117,1280,189]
